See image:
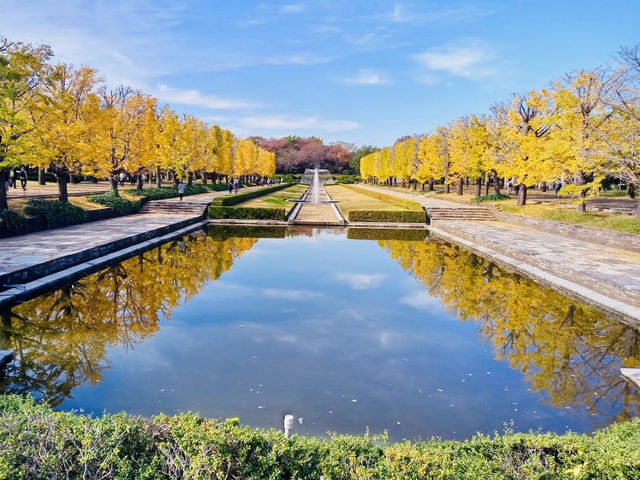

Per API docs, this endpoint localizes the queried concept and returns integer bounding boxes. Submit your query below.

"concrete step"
[426,207,496,222]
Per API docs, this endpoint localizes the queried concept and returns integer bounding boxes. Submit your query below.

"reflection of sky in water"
[60,230,622,441]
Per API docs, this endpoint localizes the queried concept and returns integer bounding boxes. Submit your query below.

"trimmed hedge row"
[88,191,142,215]
[208,206,286,220]
[211,183,293,206]
[348,210,426,223]
[1,395,640,479]
[125,183,228,201]
[345,185,423,210]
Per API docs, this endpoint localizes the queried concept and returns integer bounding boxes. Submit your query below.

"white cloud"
[336,273,385,290]
[234,115,360,132]
[261,288,324,300]
[150,84,260,110]
[281,3,305,14]
[399,291,442,310]
[412,39,498,79]
[342,69,391,85]
[266,53,334,65]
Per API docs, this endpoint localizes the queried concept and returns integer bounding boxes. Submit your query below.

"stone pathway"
[290,185,344,225]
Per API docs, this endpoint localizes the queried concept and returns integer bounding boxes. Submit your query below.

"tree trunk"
[187,172,193,187]
[474,177,482,198]
[110,175,119,194]
[540,181,547,192]
[0,168,8,210]
[492,170,501,194]
[516,183,527,206]
[156,166,162,188]
[637,198,640,220]
[484,176,490,195]
[202,171,207,184]
[136,174,143,190]
[445,183,450,194]
[38,167,45,185]
[576,189,587,213]
[429,179,434,191]
[457,180,463,195]
[57,173,69,203]
[628,183,636,199]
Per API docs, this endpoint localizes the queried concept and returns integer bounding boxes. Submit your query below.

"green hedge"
[345,185,423,210]
[348,210,426,223]
[23,199,87,228]
[211,183,293,206]
[0,210,28,234]
[1,395,640,479]
[88,191,142,215]
[208,206,286,220]
[125,183,228,201]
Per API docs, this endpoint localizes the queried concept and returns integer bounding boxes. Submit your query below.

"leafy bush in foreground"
[24,199,87,228]
[1,394,640,479]
[0,209,28,234]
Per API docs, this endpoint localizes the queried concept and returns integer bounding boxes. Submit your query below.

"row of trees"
[0,38,276,210]
[361,46,640,217]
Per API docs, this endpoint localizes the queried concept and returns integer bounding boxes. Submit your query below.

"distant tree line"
[255,136,378,175]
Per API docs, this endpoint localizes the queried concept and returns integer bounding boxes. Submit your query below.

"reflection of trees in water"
[378,239,640,424]
[0,235,257,406]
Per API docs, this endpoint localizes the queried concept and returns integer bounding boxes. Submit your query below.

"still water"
[1,225,638,441]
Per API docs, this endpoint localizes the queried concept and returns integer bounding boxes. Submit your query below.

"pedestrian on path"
[178,180,185,201]
[19,167,27,191]
[9,169,16,188]
[228,180,233,194]
[554,180,562,198]
[234,180,239,194]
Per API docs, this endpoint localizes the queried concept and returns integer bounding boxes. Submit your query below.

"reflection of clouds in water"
[400,290,443,310]
[261,288,325,300]
[237,307,423,353]
[336,273,385,290]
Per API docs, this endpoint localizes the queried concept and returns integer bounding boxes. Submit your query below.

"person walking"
[19,167,27,191]
[178,180,185,201]
[228,179,233,194]
[9,168,15,188]
[554,180,562,198]
[234,180,239,194]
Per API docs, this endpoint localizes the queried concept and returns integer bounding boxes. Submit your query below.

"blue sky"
[1,1,639,147]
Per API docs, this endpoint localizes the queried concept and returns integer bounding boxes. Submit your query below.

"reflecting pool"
[1,225,638,441]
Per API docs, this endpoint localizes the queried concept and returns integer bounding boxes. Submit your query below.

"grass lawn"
[325,184,413,216]
[239,184,308,208]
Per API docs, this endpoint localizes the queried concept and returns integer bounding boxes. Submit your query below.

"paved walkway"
[0,187,262,286]
[292,186,343,224]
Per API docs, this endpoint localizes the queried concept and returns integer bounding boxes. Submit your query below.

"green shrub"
[472,193,511,204]
[333,174,361,184]
[212,183,293,206]
[208,206,286,220]
[88,191,141,215]
[24,199,87,228]
[344,185,423,210]
[125,183,228,200]
[1,394,640,480]
[348,210,426,223]
[0,210,28,234]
